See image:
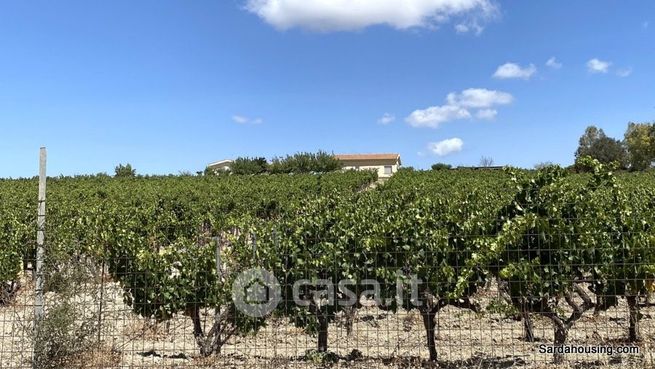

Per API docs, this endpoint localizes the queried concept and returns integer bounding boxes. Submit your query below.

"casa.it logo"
[232,268,281,318]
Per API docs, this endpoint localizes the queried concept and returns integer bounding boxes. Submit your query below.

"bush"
[231,157,268,175]
[32,256,104,369]
[431,163,452,170]
[32,301,101,369]
[269,151,340,174]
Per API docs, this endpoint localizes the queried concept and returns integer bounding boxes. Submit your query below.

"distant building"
[207,159,233,173]
[335,153,401,179]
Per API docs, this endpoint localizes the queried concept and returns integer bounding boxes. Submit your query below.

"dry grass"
[66,344,122,369]
[122,319,174,342]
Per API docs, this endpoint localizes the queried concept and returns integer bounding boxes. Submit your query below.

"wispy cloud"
[586,58,611,74]
[476,109,497,120]
[232,115,263,124]
[377,113,396,125]
[406,88,512,128]
[454,19,485,35]
[616,67,633,77]
[545,57,562,69]
[428,138,464,156]
[493,62,536,80]
[643,21,649,30]
[245,0,499,33]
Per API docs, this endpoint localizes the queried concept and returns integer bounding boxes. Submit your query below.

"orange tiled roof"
[335,153,400,161]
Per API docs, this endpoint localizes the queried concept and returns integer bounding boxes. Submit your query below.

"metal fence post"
[33,147,46,367]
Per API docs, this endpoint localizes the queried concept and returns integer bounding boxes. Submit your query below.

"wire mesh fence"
[2,156,655,368]
[2,231,654,369]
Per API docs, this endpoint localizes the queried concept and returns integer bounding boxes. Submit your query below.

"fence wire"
[1,231,654,369]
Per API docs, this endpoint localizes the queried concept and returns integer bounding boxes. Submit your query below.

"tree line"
[205,150,342,176]
[574,122,655,171]
[431,122,655,172]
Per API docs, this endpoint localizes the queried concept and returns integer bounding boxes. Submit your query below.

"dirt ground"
[2,277,655,369]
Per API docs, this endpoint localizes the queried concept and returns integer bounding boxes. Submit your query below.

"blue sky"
[1,0,653,177]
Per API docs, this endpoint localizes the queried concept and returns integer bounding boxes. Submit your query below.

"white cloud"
[406,105,471,128]
[232,115,263,124]
[377,113,396,124]
[406,88,512,128]
[475,109,497,120]
[446,88,513,108]
[232,115,249,124]
[545,57,562,69]
[454,19,484,35]
[245,0,499,32]
[428,138,464,156]
[586,58,611,73]
[454,23,470,33]
[492,62,536,80]
[616,67,632,77]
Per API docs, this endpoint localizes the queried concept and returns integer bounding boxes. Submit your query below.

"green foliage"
[243,193,371,353]
[624,122,655,171]
[0,172,377,356]
[450,158,655,357]
[431,163,452,170]
[575,126,628,169]
[486,297,519,318]
[230,157,268,175]
[3,163,655,362]
[304,349,339,364]
[269,151,341,174]
[229,152,342,175]
[0,197,29,304]
[396,166,415,173]
[114,163,136,177]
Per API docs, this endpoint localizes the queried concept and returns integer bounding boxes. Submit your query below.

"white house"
[207,159,233,173]
[335,153,401,179]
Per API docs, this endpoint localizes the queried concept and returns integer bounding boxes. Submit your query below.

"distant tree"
[230,157,268,175]
[268,157,287,174]
[314,151,342,172]
[534,161,555,170]
[576,126,603,158]
[431,163,452,170]
[114,163,136,177]
[269,151,340,174]
[479,156,494,167]
[624,122,655,171]
[574,126,628,169]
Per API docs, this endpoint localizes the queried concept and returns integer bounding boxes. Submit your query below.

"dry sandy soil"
[2,277,655,369]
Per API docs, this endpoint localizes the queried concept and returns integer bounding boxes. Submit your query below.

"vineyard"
[2,160,655,368]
